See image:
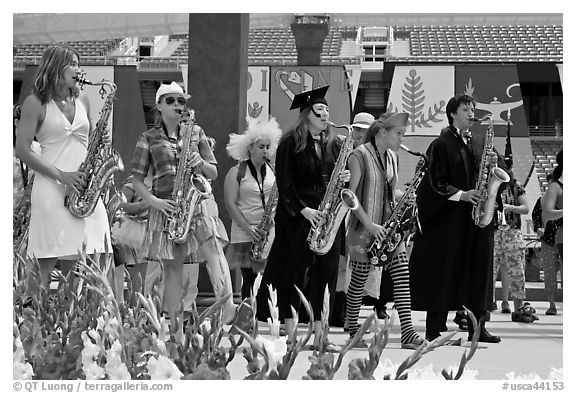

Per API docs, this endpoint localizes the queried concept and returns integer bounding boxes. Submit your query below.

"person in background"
[541,149,563,316]
[110,175,151,303]
[131,82,236,335]
[332,112,374,329]
[224,116,281,300]
[15,45,112,288]
[256,86,350,352]
[345,112,426,349]
[492,161,537,323]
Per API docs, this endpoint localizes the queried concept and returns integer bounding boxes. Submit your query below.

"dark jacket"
[409,125,504,312]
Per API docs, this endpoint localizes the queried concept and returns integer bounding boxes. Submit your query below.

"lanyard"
[370,140,388,174]
[370,140,394,215]
[247,159,267,207]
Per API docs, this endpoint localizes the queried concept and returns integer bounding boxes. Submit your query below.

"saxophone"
[13,175,34,256]
[250,181,278,261]
[165,109,212,243]
[471,115,510,227]
[65,77,124,218]
[367,145,428,266]
[307,122,359,255]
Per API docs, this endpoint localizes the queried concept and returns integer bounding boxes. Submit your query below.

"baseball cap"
[155,81,191,103]
[352,112,375,129]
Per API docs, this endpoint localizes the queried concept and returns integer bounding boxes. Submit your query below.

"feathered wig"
[226,115,283,161]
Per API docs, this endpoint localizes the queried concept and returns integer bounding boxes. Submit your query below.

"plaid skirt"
[225,242,267,273]
[143,197,229,263]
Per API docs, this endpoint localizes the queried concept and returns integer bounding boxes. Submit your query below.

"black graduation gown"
[256,132,342,322]
[409,125,502,312]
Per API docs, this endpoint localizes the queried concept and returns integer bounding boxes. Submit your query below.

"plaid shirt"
[131,124,217,198]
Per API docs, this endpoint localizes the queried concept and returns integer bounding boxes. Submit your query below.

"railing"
[529,125,563,137]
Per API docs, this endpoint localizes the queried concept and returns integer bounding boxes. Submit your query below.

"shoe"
[469,328,501,343]
[453,311,468,331]
[489,301,498,311]
[500,300,511,314]
[512,311,538,323]
[228,302,253,335]
[545,306,557,316]
[425,330,441,342]
[309,342,341,352]
[345,337,369,349]
[401,335,427,350]
[373,305,389,320]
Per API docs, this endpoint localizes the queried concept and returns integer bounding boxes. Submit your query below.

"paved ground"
[224,301,563,380]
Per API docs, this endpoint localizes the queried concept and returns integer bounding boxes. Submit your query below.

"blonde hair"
[226,116,283,161]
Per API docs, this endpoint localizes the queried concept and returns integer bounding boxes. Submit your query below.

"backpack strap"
[236,160,248,184]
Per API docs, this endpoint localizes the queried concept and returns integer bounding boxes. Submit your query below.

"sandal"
[345,337,369,349]
[309,341,341,352]
[401,335,427,350]
[500,300,511,314]
[228,301,253,335]
[518,302,537,316]
[512,311,538,323]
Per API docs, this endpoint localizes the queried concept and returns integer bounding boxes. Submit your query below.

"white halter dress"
[27,98,111,259]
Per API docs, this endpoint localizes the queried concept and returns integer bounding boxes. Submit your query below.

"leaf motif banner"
[388,66,454,136]
[247,66,270,122]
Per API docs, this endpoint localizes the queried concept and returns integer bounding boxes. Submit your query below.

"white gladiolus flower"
[147,355,184,380]
[13,337,33,380]
[255,335,287,371]
[506,371,542,380]
[83,361,106,380]
[105,340,131,380]
[548,367,563,380]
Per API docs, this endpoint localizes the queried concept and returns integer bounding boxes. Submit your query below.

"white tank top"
[230,164,276,243]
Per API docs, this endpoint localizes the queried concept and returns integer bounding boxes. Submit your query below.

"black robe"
[409,125,505,312]
[256,132,342,322]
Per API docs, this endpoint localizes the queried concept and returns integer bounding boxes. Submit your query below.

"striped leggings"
[346,251,419,344]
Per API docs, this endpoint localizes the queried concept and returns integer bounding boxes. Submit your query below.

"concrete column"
[187,13,249,301]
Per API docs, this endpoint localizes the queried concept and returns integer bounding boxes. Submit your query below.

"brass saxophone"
[65,77,124,218]
[165,109,212,243]
[471,115,510,227]
[250,181,278,261]
[367,145,428,266]
[307,122,359,255]
[13,175,34,256]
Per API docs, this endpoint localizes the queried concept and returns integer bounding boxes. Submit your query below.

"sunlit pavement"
[224,301,562,380]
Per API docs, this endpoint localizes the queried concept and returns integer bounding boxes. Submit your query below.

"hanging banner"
[180,64,188,95]
[247,66,270,121]
[269,66,352,131]
[387,65,454,136]
[344,64,362,110]
[455,64,528,138]
[556,64,563,91]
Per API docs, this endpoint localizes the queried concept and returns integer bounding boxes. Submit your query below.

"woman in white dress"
[15,45,111,287]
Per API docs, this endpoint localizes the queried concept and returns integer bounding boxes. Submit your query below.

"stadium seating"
[13,24,562,67]
[530,138,563,192]
[393,25,562,62]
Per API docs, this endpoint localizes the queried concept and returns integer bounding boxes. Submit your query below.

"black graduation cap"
[290,85,330,111]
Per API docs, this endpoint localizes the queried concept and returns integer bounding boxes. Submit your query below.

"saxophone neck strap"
[246,159,266,207]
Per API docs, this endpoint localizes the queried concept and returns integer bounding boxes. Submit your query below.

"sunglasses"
[163,96,187,105]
